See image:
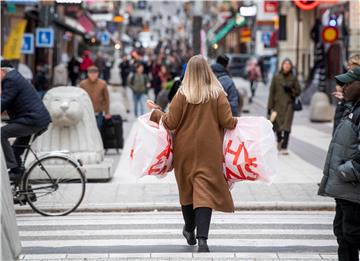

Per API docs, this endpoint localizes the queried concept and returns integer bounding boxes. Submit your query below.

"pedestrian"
[68,56,81,86]
[247,58,261,103]
[79,66,111,130]
[332,54,360,132]
[80,50,93,80]
[147,55,237,252]
[33,64,50,99]
[128,63,149,117]
[267,58,301,155]
[119,55,131,87]
[94,52,106,79]
[211,55,240,116]
[1,59,51,182]
[318,66,360,261]
[151,56,163,99]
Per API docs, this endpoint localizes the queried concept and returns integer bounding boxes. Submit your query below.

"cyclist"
[1,60,51,182]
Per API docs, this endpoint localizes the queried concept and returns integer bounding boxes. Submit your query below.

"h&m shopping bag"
[223,116,278,184]
[129,112,173,178]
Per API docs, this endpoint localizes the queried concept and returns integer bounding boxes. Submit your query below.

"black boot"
[198,238,210,252]
[182,226,196,245]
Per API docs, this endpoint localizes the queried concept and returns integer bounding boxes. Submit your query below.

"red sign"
[264,1,279,13]
[293,0,320,10]
[322,26,338,44]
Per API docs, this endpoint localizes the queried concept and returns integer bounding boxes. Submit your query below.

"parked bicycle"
[10,129,86,216]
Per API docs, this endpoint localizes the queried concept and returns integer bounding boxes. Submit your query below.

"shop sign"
[264,1,279,13]
[293,0,320,11]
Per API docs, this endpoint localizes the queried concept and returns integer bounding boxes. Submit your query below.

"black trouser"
[70,77,77,86]
[182,204,212,239]
[334,199,360,261]
[276,130,290,149]
[121,75,128,87]
[1,123,44,170]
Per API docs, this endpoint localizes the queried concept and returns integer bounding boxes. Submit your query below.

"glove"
[283,85,292,93]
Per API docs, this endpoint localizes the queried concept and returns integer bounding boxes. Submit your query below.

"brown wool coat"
[151,91,237,212]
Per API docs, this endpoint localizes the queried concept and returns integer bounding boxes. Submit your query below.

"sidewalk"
[16,83,336,213]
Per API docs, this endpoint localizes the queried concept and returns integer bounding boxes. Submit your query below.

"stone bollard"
[32,87,113,180]
[309,92,334,122]
[1,148,22,260]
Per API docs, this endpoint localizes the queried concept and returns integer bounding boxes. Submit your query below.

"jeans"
[334,199,360,261]
[182,204,212,239]
[1,123,45,170]
[133,93,146,117]
[95,113,104,130]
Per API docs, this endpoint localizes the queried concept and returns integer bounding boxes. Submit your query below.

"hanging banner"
[3,19,27,59]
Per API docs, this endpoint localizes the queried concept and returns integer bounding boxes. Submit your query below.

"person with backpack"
[318,66,360,261]
[211,55,240,116]
[128,63,149,117]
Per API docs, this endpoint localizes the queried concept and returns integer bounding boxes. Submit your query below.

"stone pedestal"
[309,92,333,122]
[31,87,113,180]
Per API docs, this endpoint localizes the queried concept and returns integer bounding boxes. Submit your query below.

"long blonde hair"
[179,55,224,104]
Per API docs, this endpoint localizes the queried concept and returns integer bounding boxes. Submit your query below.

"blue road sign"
[36,28,54,48]
[261,32,271,46]
[21,33,34,54]
[100,32,110,45]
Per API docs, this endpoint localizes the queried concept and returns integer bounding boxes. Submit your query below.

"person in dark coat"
[318,66,360,261]
[1,60,52,181]
[119,55,130,87]
[67,56,81,86]
[332,54,360,133]
[211,55,240,116]
[267,58,301,155]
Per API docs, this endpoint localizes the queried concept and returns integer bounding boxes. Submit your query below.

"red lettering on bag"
[147,134,173,175]
[224,140,259,180]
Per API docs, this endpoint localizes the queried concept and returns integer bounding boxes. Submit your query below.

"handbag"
[293,97,303,111]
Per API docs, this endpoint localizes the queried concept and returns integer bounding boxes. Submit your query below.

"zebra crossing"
[17,211,338,260]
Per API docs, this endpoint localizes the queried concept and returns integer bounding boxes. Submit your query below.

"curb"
[15,201,335,214]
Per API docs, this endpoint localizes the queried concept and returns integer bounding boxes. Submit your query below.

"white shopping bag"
[129,111,173,178]
[223,116,277,184]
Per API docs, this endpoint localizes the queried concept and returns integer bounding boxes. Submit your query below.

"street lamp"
[114,43,122,50]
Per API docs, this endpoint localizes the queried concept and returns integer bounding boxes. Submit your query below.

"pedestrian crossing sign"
[36,28,54,48]
[21,33,34,54]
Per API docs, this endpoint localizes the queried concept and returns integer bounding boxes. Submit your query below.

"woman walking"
[147,55,237,252]
[129,63,149,117]
[267,58,301,155]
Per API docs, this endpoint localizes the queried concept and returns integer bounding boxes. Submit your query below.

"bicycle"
[10,129,86,216]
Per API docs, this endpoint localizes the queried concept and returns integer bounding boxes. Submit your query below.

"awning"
[53,16,86,36]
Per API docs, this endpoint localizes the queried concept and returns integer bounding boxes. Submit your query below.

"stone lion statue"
[34,87,104,165]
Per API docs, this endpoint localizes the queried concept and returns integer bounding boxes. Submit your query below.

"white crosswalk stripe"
[18,211,338,260]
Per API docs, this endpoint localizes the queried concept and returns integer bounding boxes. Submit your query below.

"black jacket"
[1,69,51,128]
[211,63,239,116]
[318,101,360,204]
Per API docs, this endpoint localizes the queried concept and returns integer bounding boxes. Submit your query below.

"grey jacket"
[318,102,360,204]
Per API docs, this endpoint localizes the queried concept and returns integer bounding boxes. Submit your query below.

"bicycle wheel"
[23,155,86,216]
